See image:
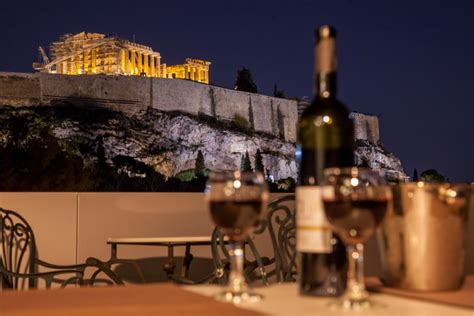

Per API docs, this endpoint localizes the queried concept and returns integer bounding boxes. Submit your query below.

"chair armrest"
[35,258,87,270]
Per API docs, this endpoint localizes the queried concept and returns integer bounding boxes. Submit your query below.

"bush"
[233,114,249,130]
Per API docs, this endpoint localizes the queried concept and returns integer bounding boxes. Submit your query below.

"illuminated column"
[96,48,102,73]
[70,57,76,75]
[197,68,202,82]
[91,49,97,73]
[137,51,143,75]
[183,65,188,79]
[120,49,125,73]
[84,50,89,73]
[156,55,161,78]
[107,51,113,73]
[143,53,149,76]
[125,49,131,74]
[130,49,136,75]
[149,55,155,77]
[161,63,167,78]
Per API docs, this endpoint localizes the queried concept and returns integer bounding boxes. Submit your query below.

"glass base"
[328,297,384,310]
[214,290,263,304]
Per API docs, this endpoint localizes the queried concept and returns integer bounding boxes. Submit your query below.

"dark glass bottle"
[296,25,354,296]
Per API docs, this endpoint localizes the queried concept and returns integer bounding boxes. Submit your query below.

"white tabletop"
[184,283,473,316]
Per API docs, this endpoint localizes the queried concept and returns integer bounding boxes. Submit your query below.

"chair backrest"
[0,208,37,289]
[256,194,296,282]
[209,195,296,285]
[0,208,126,290]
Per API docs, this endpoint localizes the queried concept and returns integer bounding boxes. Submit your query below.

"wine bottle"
[296,25,354,296]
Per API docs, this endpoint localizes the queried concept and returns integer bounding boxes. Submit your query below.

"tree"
[412,168,419,182]
[420,169,446,183]
[240,151,253,171]
[273,84,285,98]
[194,150,206,177]
[276,106,285,139]
[254,149,264,173]
[234,67,258,93]
[248,96,255,130]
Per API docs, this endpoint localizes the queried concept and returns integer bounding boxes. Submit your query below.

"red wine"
[323,199,388,244]
[296,25,353,296]
[210,200,263,240]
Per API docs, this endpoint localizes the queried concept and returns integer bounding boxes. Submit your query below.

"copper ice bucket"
[378,183,471,291]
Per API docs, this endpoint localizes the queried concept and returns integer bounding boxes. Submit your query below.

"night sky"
[1,0,472,182]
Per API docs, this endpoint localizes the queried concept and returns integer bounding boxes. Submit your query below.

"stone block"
[40,73,150,114]
[152,78,210,116]
[0,72,41,106]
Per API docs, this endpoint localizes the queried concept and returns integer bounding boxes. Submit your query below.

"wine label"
[296,186,332,253]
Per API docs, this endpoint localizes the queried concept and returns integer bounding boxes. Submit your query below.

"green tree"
[194,150,206,177]
[420,169,446,183]
[240,151,253,172]
[276,106,285,139]
[412,168,419,182]
[248,96,255,130]
[273,84,285,98]
[234,67,258,93]
[254,149,264,174]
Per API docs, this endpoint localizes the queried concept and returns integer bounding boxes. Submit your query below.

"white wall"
[1,192,473,281]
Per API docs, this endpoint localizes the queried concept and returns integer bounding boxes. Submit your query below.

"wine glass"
[321,167,392,310]
[205,170,269,304]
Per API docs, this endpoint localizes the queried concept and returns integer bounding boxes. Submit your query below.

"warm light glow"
[166,58,211,84]
[321,26,330,37]
[40,32,209,80]
[447,189,457,198]
[350,178,359,186]
[417,182,425,188]
[233,180,241,189]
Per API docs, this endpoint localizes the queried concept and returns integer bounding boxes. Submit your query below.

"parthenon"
[33,32,211,84]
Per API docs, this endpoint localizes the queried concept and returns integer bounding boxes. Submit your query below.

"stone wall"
[349,112,380,144]
[0,72,297,142]
[0,72,41,106]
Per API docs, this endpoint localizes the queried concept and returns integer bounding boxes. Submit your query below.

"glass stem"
[228,240,246,294]
[346,243,368,300]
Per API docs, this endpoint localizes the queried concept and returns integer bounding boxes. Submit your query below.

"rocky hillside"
[0,103,405,191]
[0,104,296,191]
[355,139,407,181]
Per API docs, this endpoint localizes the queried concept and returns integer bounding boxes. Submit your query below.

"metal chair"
[208,194,296,285]
[258,194,296,282]
[0,207,123,290]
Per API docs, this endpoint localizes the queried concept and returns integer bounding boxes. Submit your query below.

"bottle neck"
[315,72,337,99]
[314,35,337,99]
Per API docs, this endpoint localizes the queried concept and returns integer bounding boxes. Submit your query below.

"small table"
[107,236,218,282]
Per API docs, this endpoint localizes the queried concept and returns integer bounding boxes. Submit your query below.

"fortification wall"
[0,72,41,106]
[349,112,380,144]
[152,78,207,115]
[0,72,381,144]
[0,72,298,141]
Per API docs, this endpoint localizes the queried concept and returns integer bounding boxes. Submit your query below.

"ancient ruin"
[32,32,210,84]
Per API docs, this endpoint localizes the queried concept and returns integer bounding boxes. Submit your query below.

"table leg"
[181,243,194,279]
[163,244,176,282]
[111,244,117,260]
